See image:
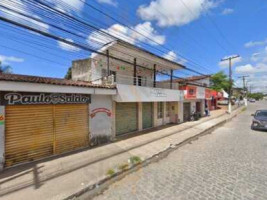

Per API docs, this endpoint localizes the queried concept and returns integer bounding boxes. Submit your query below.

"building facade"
[72,41,185,138]
[0,74,116,169]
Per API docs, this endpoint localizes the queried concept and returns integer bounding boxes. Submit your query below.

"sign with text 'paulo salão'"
[0,92,91,105]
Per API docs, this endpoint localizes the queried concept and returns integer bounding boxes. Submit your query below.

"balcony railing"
[93,74,179,90]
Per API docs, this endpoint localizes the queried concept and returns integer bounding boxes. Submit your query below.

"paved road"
[92,101,267,200]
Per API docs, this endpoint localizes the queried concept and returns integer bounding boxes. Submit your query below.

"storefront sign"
[90,108,111,118]
[205,89,212,99]
[196,87,205,99]
[151,88,167,97]
[1,92,91,105]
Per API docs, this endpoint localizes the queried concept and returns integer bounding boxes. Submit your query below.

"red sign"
[186,86,197,99]
[205,89,212,99]
[90,108,112,118]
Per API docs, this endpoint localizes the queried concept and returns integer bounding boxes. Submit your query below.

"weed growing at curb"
[129,156,142,165]
[118,163,129,171]
[242,107,247,112]
[106,169,115,176]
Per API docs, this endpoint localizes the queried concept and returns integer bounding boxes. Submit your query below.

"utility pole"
[221,55,240,114]
[238,75,249,106]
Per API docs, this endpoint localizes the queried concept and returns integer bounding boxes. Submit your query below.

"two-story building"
[174,75,217,121]
[72,40,185,138]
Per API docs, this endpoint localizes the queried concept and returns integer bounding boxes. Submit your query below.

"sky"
[0,0,267,93]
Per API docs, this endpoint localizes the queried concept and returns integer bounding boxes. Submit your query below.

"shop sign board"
[196,87,205,99]
[0,92,91,105]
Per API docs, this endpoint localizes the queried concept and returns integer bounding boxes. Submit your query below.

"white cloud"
[88,22,165,48]
[244,39,267,48]
[235,63,267,74]
[251,52,261,62]
[219,55,242,68]
[47,0,85,13]
[97,0,117,6]
[163,51,177,61]
[0,55,24,64]
[163,51,187,64]
[58,39,80,52]
[0,0,49,32]
[221,8,234,15]
[137,0,217,27]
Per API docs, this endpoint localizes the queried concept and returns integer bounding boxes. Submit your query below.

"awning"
[113,84,184,102]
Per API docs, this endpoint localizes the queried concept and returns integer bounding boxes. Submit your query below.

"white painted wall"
[89,95,113,145]
[0,106,5,171]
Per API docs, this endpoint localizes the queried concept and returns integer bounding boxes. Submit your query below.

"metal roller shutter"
[116,103,137,136]
[54,104,89,154]
[5,105,54,167]
[5,104,89,167]
[142,102,153,129]
[183,103,191,122]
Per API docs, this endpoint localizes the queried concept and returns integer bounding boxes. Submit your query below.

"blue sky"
[0,0,267,92]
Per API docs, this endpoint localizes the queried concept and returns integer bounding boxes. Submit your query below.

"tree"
[64,67,72,79]
[0,61,12,74]
[210,71,231,92]
[247,92,264,100]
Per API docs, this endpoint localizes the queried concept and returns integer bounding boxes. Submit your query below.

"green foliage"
[247,93,264,100]
[106,169,115,176]
[118,163,129,171]
[129,156,142,165]
[210,71,231,92]
[64,67,72,79]
[0,61,12,74]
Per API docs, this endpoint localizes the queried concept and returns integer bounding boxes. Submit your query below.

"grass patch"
[129,156,142,165]
[106,169,115,176]
[242,107,247,112]
[118,163,129,171]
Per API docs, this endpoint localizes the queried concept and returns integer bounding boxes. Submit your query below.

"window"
[101,69,107,77]
[110,70,116,82]
[189,89,195,95]
[138,76,142,86]
[166,102,171,117]
[157,102,163,119]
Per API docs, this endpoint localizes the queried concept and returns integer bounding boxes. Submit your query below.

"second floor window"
[138,76,142,86]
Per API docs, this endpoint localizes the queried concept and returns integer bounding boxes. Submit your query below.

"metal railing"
[94,74,179,90]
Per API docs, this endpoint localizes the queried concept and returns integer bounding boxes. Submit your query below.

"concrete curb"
[65,106,246,200]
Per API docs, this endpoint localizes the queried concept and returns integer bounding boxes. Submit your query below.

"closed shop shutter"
[116,103,137,135]
[5,105,54,167]
[54,104,89,154]
[142,102,153,129]
[183,103,191,122]
[5,104,89,167]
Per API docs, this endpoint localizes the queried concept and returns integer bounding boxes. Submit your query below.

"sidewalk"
[0,107,242,200]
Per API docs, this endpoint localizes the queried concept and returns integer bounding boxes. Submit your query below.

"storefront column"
[201,99,205,117]
[163,102,167,125]
[0,106,5,171]
[111,101,116,140]
[153,102,157,127]
[138,102,142,131]
[178,102,183,123]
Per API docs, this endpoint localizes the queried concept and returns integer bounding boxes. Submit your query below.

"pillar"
[153,102,157,127]
[163,102,167,125]
[111,101,116,140]
[178,101,184,123]
[0,106,5,171]
[138,102,142,131]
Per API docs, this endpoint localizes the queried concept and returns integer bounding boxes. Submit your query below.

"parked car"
[249,99,256,103]
[251,110,267,131]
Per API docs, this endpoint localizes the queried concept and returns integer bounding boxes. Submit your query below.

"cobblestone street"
[92,101,267,200]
